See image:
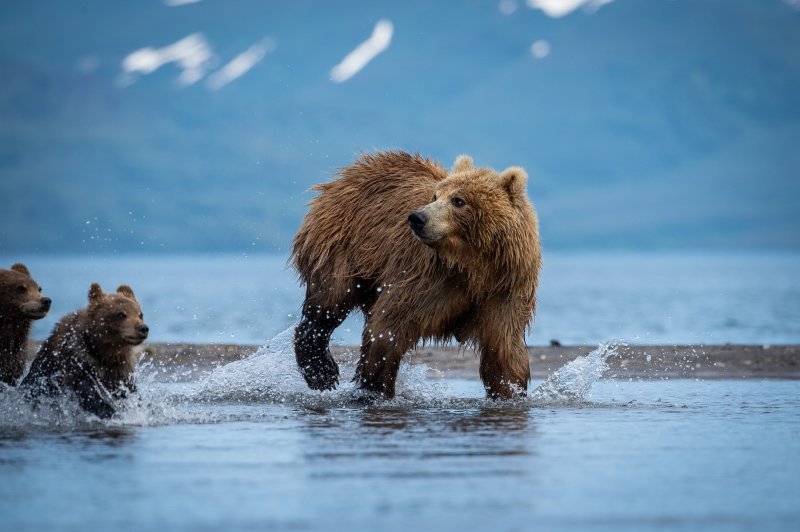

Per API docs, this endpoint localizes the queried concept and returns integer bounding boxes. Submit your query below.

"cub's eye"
[451,197,466,208]
[431,194,437,202]
[139,312,144,319]
[116,312,126,320]
[38,286,42,293]
[16,285,27,293]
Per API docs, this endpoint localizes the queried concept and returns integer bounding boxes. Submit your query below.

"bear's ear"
[499,166,528,198]
[452,155,473,173]
[117,285,137,301]
[10,263,30,276]
[88,283,105,303]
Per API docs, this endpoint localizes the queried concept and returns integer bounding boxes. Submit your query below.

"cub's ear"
[10,263,30,276]
[452,155,474,173]
[117,285,137,301]
[88,283,105,303]
[499,166,528,198]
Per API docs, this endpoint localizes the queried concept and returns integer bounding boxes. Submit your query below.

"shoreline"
[131,343,800,380]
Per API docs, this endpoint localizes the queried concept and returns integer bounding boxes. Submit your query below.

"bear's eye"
[16,285,27,293]
[139,312,143,319]
[431,194,437,202]
[451,197,466,208]
[38,286,42,293]
[116,311,126,320]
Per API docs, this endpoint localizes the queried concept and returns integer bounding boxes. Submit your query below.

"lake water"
[0,335,798,531]
[2,253,799,530]
[4,252,800,345]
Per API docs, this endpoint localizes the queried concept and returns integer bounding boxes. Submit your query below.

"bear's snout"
[137,324,149,338]
[21,295,52,319]
[408,211,427,234]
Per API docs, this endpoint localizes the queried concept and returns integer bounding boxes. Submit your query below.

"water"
[2,253,799,530]
[4,252,800,345]
[0,332,798,531]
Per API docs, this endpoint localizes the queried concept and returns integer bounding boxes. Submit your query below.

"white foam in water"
[0,384,100,430]
[192,326,309,402]
[529,341,621,403]
[179,329,615,408]
[1,326,621,430]
[190,325,450,406]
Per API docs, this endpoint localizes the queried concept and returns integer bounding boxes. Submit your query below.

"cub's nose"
[137,324,149,337]
[40,297,52,310]
[408,211,427,233]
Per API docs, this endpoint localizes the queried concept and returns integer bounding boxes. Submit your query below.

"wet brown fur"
[21,283,148,418]
[0,263,51,386]
[292,151,541,399]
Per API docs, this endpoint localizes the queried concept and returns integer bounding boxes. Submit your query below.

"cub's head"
[408,155,532,257]
[86,283,149,345]
[0,263,51,320]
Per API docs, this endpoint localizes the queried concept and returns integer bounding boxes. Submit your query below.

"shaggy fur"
[0,263,51,386]
[20,283,148,418]
[292,151,541,399]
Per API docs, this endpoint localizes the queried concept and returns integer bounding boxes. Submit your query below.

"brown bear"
[0,263,51,386]
[292,151,541,400]
[20,283,148,418]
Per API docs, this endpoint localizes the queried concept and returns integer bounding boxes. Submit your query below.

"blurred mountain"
[0,0,798,253]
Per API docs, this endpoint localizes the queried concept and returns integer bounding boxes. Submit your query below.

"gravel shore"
[131,343,800,380]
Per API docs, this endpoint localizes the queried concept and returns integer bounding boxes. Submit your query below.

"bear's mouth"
[413,233,438,246]
[22,308,50,319]
[123,335,147,345]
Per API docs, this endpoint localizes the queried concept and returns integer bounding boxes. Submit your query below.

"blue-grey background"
[2,6,800,528]
[1,0,799,254]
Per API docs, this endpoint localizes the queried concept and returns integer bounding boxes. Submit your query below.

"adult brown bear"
[292,151,541,400]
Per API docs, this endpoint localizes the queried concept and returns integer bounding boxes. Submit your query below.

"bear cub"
[21,283,148,418]
[0,263,51,386]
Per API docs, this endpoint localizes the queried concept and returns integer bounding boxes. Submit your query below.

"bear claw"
[298,349,340,391]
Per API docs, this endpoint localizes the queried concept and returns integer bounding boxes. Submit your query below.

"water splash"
[1,329,624,430]
[192,326,307,402]
[190,325,449,407]
[186,332,618,408]
[530,341,622,404]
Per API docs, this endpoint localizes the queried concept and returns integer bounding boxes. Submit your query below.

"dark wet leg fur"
[294,302,349,390]
[352,319,414,401]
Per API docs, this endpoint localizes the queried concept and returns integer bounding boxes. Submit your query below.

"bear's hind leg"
[295,297,351,391]
[352,319,415,401]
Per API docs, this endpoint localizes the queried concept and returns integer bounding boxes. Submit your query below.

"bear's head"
[408,155,534,261]
[0,263,51,321]
[85,283,149,346]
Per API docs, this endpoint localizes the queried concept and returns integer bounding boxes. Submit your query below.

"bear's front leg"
[479,340,529,399]
[73,372,117,419]
[294,300,349,391]
[476,303,531,399]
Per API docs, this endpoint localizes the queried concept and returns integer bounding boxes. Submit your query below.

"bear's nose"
[408,211,427,233]
[40,297,51,309]
[137,324,149,337]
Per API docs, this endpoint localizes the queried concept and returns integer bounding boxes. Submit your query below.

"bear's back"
[293,151,448,282]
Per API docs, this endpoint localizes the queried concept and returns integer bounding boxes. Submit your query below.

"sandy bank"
[130,343,800,380]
